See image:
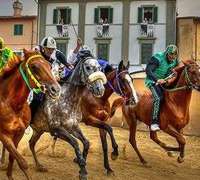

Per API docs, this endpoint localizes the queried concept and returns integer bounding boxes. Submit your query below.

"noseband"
[19,54,47,94]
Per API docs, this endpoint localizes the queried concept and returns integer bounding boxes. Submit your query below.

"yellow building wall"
[0,18,37,51]
[177,19,194,61]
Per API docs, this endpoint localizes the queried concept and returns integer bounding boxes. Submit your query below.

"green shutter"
[94,8,99,24]
[153,7,158,23]
[108,7,113,24]
[14,24,23,35]
[138,7,143,23]
[67,8,71,24]
[53,9,58,24]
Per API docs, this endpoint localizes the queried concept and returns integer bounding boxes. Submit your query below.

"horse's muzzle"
[47,83,61,99]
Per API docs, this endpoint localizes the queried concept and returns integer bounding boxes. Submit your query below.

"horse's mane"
[104,64,114,74]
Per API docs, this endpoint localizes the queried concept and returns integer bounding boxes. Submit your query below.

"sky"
[0,0,37,16]
[0,0,200,17]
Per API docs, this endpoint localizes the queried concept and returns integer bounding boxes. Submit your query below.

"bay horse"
[110,60,200,165]
[51,60,136,175]
[28,55,107,180]
[0,49,60,180]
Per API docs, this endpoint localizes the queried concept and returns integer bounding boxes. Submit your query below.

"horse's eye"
[86,66,90,71]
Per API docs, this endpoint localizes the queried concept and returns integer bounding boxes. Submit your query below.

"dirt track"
[0,124,200,180]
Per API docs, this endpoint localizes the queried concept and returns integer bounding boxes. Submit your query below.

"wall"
[85,2,123,64]
[0,18,37,50]
[45,3,79,53]
[129,0,166,65]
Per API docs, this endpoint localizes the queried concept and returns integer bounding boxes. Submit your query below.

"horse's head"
[183,60,200,91]
[108,60,135,103]
[69,56,107,97]
[23,49,61,99]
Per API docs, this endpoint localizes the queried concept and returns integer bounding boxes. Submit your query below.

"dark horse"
[50,60,135,175]
[0,49,60,180]
[111,60,200,165]
[29,55,107,179]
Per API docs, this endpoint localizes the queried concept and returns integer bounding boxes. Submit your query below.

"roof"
[0,16,37,20]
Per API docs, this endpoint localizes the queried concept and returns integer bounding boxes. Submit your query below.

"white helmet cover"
[41,36,57,49]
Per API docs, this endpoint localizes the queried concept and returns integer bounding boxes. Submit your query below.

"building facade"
[0,0,37,56]
[38,0,176,68]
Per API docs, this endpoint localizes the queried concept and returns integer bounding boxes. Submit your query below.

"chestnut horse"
[111,60,200,165]
[0,49,60,180]
[49,60,135,175]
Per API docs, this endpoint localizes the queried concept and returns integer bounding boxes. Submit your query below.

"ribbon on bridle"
[19,54,46,94]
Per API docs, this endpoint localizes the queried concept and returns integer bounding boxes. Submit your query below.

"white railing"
[96,24,110,37]
[140,23,154,38]
[56,24,69,37]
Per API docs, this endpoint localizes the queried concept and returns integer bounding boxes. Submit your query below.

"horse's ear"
[118,60,124,71]
[23,49,30,59]
[126,61,130,69]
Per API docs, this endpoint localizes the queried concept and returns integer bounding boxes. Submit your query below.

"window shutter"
[108,7,113,24]
[53,9,58,24]
[94,8,99,24]
[153,7,158,23]
[67,8,71,24]
[138,7,143,23]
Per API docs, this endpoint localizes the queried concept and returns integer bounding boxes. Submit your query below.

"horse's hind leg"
[0,145,6,168]
[29,129,47,172]
[150,131,180,153]
[164,126,185,163]
[128,119,147,165]
[99,129,114,176]
[52,127,87,180]
[72,126,90,161]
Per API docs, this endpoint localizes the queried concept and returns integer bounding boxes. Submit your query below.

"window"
[56,42,67,56]
[94,7,113,24]
[97,43,109,61]
[14,24,23,35]
[53,8,71,24]
[141,43,153,64]
[138,6,158,24]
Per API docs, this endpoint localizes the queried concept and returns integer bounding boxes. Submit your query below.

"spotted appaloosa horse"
[0,49,60,180]
[50,60,136,175]
[29,55,107,180]
[111,60,200,165]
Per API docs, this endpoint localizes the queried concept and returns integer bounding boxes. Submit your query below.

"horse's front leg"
[84,116,118,161]
[99,129,114,176]
[0,145,6,167]
[51,127,87,180]
[72,126,90,161]
[29,129,48,172]
[163,126,186,163]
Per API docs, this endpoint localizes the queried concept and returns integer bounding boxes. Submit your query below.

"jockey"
[34,36,73,80]
[0,37,15,75]
[145,44,180,131]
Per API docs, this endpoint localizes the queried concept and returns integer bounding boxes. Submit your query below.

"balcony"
[140,23,154,38]
[56,24,69,38]
[96,23,110,37]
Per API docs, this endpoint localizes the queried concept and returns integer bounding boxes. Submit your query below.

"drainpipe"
[195,20,197,61]
[31,19,34,49]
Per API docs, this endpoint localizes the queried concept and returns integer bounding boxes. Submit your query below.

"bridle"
[19,54,47,94]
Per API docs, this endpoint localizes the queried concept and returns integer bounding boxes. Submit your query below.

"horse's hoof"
[142,161,151,168]
[111,151,118,161]
[107,169,115,176]
[73,157,78,164]
[167,151,175,157]
[79,174,87,180]
[0,163,7,171]
[177,156,184,163]
[8,176,14,180]
[36,164,48,172]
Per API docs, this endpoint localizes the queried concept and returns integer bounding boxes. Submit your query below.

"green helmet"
[165,44,178,58]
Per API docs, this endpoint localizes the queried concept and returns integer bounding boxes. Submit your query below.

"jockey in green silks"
[0,37,14,75]
[145,44,180,131]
